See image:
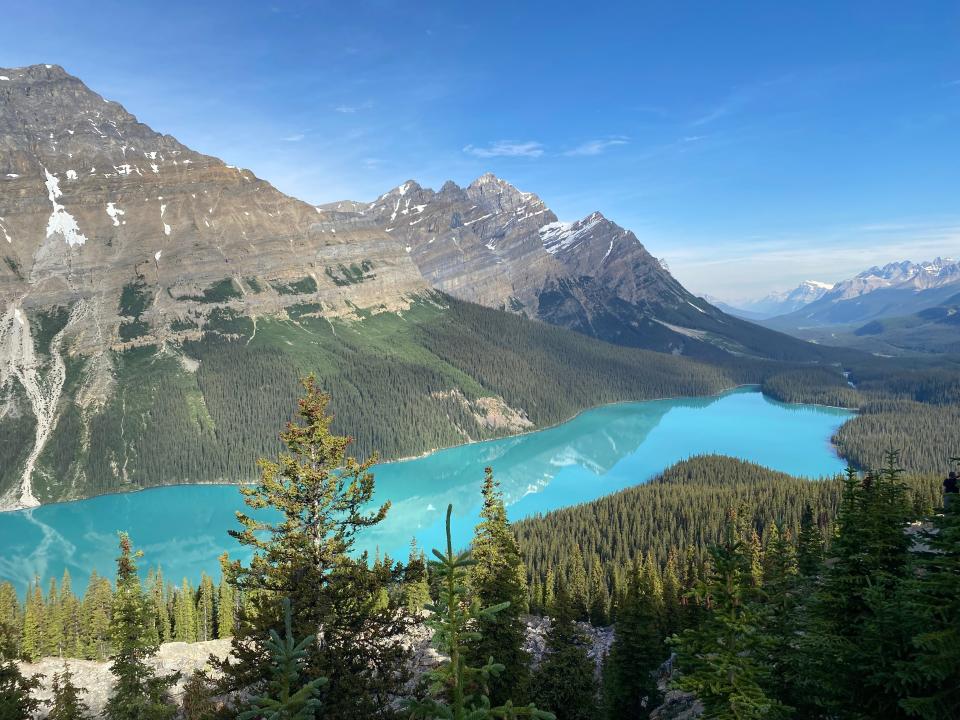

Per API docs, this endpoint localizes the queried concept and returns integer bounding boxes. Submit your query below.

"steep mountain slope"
[327,177,833,362]
[0,64,436,508]
[1,65,782,509]
[766,258,960,331]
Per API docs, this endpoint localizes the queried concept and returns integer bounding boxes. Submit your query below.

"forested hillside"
[762,357,960,475]
[0,294,750,505]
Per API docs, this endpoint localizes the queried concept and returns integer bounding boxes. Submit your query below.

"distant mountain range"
[764,258,960,332]
[0,64,836,507]
[720,280,835,319]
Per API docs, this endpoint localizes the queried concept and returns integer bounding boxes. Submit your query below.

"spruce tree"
[238,598,327,720]
[796,503,824,577]
[530,583,598,720]
[603,559,663,719]
[21,580,43,662]
[0,660,41,720]
[806,458,915,718]
[216,554,236,639]
[406,505,553,720]
[899,482,960,718]
[218,377,411,719]
[670,517,791,719]
[566,547,589,622]
[104,533,179,720]
[80,571,113,660]
[48,663,92,720]
[196,573,215,642]
[587,557,609,626]
[403,540,432,614]
[467,467,530,706]
[59,571,82,658]
[0,582,22,660]
[42,576,63,657]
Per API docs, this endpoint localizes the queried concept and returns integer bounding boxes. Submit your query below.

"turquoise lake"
[0,388,853,594]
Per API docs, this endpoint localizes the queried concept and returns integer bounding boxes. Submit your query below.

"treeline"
[0,562,238,663]
[514,455,941,604]
[762,359,960,476]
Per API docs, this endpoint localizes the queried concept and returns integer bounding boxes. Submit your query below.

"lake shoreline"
[0,384,857,514]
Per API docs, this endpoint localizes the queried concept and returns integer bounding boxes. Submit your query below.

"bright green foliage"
[21,581,43,662]
[216,554,235,639]
[196,573,215,642]
[407,505,554,720]
[220,376,410,720]
[48,663,92,720]
[174,579,197,642]
[898,492,960,718]
[59,571,82,658]
[671,516,792,720]
[238,598,327,720]
[403,540,432,614]
[0,582,22,659]
[0,660,41,720]
[530,583,598,720]
[147,569,171,644]
[467,467,531,705]
[104,533,179,720]
[565,547,588,622]
[80,571,113,660]
[603,560,664,720]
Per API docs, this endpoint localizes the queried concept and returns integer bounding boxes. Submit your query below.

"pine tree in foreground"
[218,376,411,720]
[238,598,327,720]
[104,533,179,720]
[467,467,531,706]
[530,583,598,720]
[407,504,554,720]
[48,662,92,720]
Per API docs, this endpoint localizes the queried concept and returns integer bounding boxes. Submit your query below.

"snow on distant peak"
[42,168,87,247]
[539,214,603,255]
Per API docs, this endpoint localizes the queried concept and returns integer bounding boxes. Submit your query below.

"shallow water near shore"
[0,388,852,594]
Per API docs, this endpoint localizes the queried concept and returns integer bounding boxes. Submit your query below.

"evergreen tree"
[543,568,556,616]
[566,547,589,622]
[899,485,960,718]
[671,516,791,719]
[530,583,598,720]
[796,503,824,577]
[42,576,63,657]
[406,505,553,720]
[21,580,44,662]
[104,533,179,720]
[59,571,82,658]
[403,540,432,614]
[0,660,41,720]
[603,560,663,720]
[147,569,171,644]
[587,557,609,626]
[81,571,113,660]
[467,467,530,706]
[218,377,411,720]
[806,458,915,718]
[216,554,236,639]
[661,552,683,637]
[48,663,92,720]
[0,582,22,660]
[196,573,215,642]
[238,598,327,720]
[174,579,197,643]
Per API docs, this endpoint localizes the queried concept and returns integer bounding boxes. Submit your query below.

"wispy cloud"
[334,100,374,114]
[564,136,629,156]
[463,140,544,158]
[282,133,305,142]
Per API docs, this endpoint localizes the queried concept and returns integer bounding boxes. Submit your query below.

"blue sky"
[3,1,959,300]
